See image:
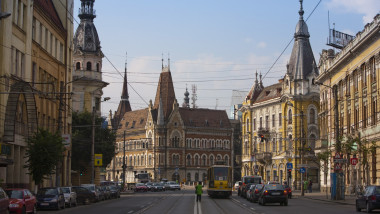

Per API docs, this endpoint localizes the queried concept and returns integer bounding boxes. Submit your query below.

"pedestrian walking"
[303,180,309,193]
[308,179,313,193]
[195,182,203,202]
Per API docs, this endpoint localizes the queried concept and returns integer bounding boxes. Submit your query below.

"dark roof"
[178,108,231,129]
[34,0,65,33]
[254,82,282,104]
[153,67,176,120]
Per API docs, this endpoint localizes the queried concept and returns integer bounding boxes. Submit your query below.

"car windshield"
[61,188,70,193]
[82,186,95,191]
[38,188,58,195]
[136,183,145,187]
[5,190,23,199]
[255,184,263,189]
[244,177,261,184]
[265,184,284,190]
[109,186,118,190]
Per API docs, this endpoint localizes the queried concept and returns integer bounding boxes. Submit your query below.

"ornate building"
[71,0,108,185]
[107,61,233,184]
[0,0,74,188]
[241,0,320,190]
[317,14,380,193]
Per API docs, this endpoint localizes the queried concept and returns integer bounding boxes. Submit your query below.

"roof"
[153,67,176,121]
[34,0,65,33]
[119,108,148,130]
[253,82,282,104]
[178,108,231,129]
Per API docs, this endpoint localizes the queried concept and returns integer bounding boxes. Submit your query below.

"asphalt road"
[38,190,371,214]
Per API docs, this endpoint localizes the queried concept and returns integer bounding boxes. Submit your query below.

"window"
[224,156,229,166]
[96,63,100,72]
[363,103,368,129]
[187,155,191,166]
[279,138,283,152]
[202,156,206,166]
[32,18,36,40]
[87,62,92,71]
[260,117,262,129]
[288,109,292,124]
[253,118,256,130]
[195,155,199,166]
[266,116,269,129]
[372,98,377,125]
[272,114,275,127]
[246,118,249,132]
[279,113,282,126]
[370,57,376,81]
[210,156,214,166]
[310,109,315,124]
[362,64,367,87]
[76,62,81,70]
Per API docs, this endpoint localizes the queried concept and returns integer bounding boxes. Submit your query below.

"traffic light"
[287,169,292,178]
[259,134,265,142]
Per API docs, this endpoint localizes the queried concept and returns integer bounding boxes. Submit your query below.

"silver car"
[61,187,77,207]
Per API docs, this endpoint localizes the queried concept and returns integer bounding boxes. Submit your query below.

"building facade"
[0,0,74,188]
[107,62,233,184]
[316,14,380,193]
[241,1,320,190]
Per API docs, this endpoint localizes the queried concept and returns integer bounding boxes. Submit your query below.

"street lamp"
[91,97,111,184]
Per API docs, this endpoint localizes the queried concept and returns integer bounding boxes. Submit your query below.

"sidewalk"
[293,190,356,205]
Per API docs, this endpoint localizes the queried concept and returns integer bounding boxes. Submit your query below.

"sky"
[72,0,380,117]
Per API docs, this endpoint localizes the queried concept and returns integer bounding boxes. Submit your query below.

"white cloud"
[257,42,267,48]
[326,0,380,24]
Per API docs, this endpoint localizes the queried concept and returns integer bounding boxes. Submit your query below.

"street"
[37,189,367,214]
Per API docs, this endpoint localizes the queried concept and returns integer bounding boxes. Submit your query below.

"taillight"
[264,190,269,196]
[284,190,288,195]
[371,195,376,201]
[255,189,259,194]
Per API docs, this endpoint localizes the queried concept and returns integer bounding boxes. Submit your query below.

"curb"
[300,196,355,205]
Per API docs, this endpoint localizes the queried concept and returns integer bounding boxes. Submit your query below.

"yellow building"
[0,0,74,188]
[241,1,320,190]
[316,14,380,193]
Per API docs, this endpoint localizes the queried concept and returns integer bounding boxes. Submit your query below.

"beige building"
[0,0,74,188]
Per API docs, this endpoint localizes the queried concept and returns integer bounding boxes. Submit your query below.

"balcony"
[255,152,272,164]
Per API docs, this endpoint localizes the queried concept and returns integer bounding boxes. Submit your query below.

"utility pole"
[301,111,305,196]
[91,107,96,184]
[56,82,64,187]
[123,131,126,189]
[333,85,343,200]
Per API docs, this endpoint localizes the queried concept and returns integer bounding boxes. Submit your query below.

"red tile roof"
[178,108,231,129]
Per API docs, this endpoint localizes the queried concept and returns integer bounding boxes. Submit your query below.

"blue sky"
[73,0,379,116]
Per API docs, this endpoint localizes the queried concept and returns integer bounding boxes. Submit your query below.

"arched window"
[187,173,191,182]
[195,173,199,182]
[76,62,80,70]
[129,156,132,166]
[195,155,199,166]
[148,155,152,165]
[202,155,206,166]
[309,134,316,150]
[96,63,100,72]
[246,118,249,132]
[310,108,316,124]
[187,154,192,166]
[224,156,229,165]
[137,156,140,166]
[288,109,292,124]
[86,61,92,71]
[209,156,214,166]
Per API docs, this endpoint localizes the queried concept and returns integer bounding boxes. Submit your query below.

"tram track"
[138,191,187,214]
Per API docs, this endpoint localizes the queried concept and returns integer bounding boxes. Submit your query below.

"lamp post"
[91,97,110,184]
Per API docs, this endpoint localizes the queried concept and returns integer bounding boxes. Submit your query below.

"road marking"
[250,207,256,210]
[128,211,134,214]
[198,200,202,214]
[243,203,247,206]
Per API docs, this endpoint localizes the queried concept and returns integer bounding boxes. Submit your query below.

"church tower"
[72,0,108,115]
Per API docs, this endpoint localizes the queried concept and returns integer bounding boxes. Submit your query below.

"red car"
[134,183,148,192]
[5,188,37,214]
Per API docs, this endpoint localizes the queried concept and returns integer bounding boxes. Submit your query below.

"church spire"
[299,0,304,20]
[121,52,130,103]
[78,0,96,21]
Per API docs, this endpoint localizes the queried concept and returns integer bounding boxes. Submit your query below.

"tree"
[25,129,65,186]
[71,111,116,173]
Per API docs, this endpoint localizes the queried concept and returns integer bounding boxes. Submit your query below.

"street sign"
[334,153,342,159]
[287,158,292,162]
[286,162,293,169]
[334,163,342,171]
[94,154,103,166]
[300,167,306,173]
[254,168,258,173]
[350,158,358,165]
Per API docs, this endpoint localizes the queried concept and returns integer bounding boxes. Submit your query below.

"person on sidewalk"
[195,182,203,202]
[304,180,309,193]
[308,179,313,193]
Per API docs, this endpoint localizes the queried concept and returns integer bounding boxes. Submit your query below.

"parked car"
[99,186,111,200]
[258,184,288,206]
[36,187,65,210]
[72,186,96,204]
[166,181,181,191]
[61,187,77,207]
[145,183,154,191]
[0,187,9,214]
[249,184,264,203]
[108,186,120,199]
[81,184,101,202]
[242,183,254,198]
[284,185,292,199]
[246,185,255,201]
[134,183,148,192]
[152,183,165,192]
[5,188,37,214]
[356,185,380,212]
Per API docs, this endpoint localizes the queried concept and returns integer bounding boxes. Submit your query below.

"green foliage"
[25,129,65,185]
[317,150,331,163]
[71,111,116,172]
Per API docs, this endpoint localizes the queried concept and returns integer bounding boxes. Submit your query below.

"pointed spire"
[255,71,258,85]
[299,0,304,20]
[121,52,130,102]
[259,72,263,88]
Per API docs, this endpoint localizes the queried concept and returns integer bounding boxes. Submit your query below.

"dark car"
[0,187,9,214]
[284,185,292,199]
[134,183,148,192]
[108,186,120,199]
[72,186,96,204]
[258,184,288,206]
[81,184,101,202]
[99,186,111,200]
[145,183,154,191]
[5,188,37,214]
[356,185,380,212]
[152,183,165,192]
[242,183,254,198]
[249,184,264,203]
[36,187,65,210]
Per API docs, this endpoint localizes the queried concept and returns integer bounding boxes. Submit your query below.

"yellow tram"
[206,162,232,198]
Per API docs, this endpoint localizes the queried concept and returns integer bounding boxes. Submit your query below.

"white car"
[61,187,77,207]
[166,181,181,190]
[234,181,241,190]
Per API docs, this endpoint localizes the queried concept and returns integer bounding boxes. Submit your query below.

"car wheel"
[356,202,361,212]
[21,206,26,214]
[367,202,372,213]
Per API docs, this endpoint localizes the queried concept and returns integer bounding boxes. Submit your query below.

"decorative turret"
[78,0,96,20]
[182,86,190,108]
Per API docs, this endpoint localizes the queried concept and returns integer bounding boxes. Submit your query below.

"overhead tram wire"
[262,0,322,80]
